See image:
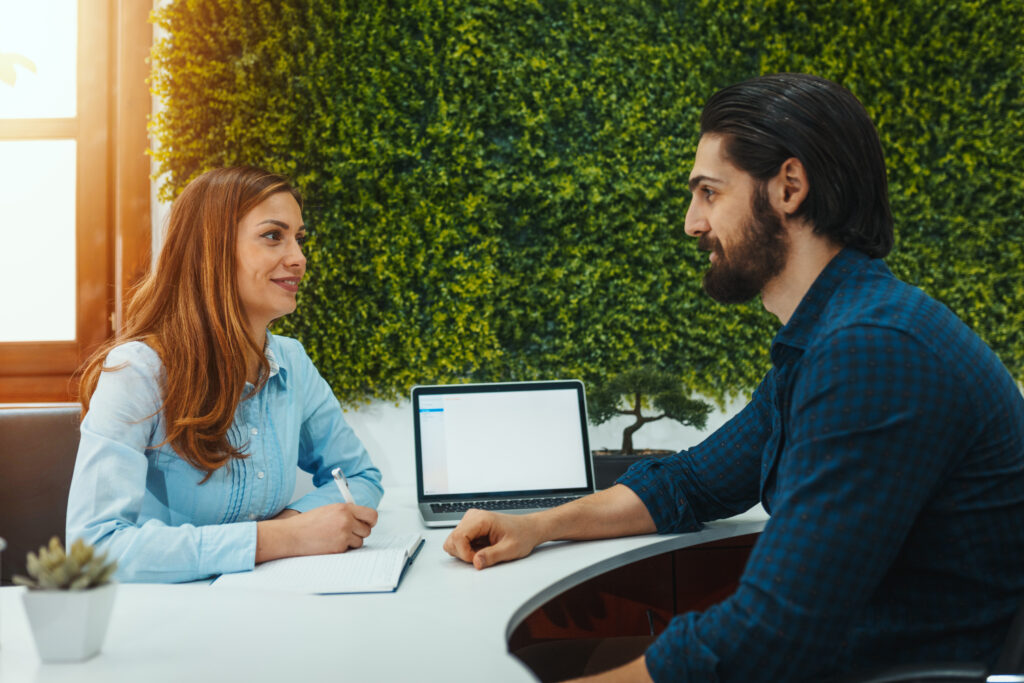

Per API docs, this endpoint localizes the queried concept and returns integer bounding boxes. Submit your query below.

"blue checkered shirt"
[620,248,1024,681]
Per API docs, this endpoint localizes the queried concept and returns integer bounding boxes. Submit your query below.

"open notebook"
[211,533,424,594]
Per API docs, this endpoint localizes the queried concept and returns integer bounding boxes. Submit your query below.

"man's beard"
[699,185,788,304]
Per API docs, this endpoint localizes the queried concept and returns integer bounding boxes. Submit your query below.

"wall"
[292,396,744,499]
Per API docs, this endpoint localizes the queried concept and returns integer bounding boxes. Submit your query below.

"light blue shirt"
[66,334,384,583]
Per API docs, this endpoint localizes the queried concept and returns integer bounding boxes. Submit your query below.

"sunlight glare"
[0,0,77,118]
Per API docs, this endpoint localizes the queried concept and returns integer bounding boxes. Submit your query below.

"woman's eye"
[261,230,282,242]
[296,233,309,246]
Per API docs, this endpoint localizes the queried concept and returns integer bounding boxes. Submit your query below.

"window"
[0,0,152,402]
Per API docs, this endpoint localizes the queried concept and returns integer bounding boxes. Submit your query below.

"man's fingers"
[449,528,478,563]
[473,537,517,570]
[473,550,490,570]
[445,513,492,563]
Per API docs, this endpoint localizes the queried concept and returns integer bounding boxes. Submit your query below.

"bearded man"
[444,73,1024,682]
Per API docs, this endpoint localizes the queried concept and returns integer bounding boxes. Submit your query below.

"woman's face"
[235,191,306,340]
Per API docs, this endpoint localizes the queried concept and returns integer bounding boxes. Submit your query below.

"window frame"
[0,0,152,402]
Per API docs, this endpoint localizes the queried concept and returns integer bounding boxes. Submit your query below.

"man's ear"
[768,157,809,217]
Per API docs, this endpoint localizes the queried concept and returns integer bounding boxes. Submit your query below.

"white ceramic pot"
[21,583,117,662]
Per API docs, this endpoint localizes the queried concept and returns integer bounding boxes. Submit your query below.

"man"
[443,73,1024,682]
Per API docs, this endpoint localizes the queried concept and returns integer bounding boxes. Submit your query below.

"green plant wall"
[151,0,1024,405]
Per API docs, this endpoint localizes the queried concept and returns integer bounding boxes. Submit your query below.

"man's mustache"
[698,234,721,254]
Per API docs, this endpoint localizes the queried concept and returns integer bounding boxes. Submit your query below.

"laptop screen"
[413,381,593,499]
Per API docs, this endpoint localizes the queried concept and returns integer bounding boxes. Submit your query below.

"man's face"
[685,134,788,304]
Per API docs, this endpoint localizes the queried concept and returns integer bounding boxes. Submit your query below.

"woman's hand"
[256,503,378,563]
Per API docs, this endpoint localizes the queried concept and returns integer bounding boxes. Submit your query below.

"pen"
[331,467,355,504]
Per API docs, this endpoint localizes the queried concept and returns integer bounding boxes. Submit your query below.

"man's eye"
[702,187,715,200]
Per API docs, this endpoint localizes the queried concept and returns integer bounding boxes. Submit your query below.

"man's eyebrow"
[688,174,723,192]
[257,219,307,231]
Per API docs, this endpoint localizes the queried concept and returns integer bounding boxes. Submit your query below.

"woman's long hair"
[77,166,302,479]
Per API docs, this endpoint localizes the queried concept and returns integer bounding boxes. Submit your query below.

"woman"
[67,166,383,583]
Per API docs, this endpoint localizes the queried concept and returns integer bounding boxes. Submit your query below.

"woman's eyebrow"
[257,219,306,231]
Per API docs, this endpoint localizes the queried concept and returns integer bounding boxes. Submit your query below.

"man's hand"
[444,486,657,570]
[256,503,378,563]
[443,509,546,569]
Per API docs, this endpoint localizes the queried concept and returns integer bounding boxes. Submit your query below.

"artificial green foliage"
[13,537,117,591]
[150,0,1024,406]
[587,367,712,453]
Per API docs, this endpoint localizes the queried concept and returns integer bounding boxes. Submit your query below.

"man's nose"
[684,200,708,238]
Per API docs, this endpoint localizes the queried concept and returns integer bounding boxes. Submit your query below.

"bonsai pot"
[22,582,117,662]
[592,449,675,489]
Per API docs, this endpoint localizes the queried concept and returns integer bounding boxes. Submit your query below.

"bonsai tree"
[587,367,712,454]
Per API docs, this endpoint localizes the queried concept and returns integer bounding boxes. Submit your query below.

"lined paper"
[212,533,422,594]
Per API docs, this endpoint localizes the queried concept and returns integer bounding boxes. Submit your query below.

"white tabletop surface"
[0,487,766,683]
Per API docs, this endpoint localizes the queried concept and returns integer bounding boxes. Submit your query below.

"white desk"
[0,487,766,683]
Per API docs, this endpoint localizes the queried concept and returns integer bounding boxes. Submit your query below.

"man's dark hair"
[700,73,893,258]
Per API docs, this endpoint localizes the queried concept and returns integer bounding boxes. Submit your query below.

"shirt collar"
[265,343,283,381]
[246,335,288,388]
[770,248,872,365]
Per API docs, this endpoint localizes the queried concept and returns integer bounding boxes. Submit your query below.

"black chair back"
[993,599,1024,674]
[0,404,82,584]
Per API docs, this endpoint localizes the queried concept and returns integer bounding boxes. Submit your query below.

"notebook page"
[212,533,422,594]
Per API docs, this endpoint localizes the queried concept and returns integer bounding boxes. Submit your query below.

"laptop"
[413,380,595,527]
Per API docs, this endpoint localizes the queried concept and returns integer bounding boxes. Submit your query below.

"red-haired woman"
[67,167,383,582]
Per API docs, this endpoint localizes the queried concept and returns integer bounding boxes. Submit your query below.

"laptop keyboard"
[430,496,581,513]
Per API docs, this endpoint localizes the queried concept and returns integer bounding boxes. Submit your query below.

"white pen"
[331,467,355,504]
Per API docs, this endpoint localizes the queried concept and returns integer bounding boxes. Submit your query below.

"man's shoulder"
[812,262,1008,392]
[818,263,958,345]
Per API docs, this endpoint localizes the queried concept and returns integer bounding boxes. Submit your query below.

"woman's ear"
[769,157,809,217]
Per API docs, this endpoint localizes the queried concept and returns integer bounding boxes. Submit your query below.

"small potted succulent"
[588,367,712,488]
[14,537,118,662]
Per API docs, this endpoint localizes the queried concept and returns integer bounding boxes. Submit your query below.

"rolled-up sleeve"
[617,376,771,532]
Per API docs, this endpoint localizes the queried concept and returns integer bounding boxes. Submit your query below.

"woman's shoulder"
[103,340,164,374]
[266,333,322,385]
[87,340,164,416]
[266,333,311,363]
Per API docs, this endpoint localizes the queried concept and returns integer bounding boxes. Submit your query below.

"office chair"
[829,599,1024,683]
[0,404,81,584]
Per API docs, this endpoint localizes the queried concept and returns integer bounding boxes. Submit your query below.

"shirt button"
[257,471,265,479]
[248,513,256,520]
[251,427,259,436]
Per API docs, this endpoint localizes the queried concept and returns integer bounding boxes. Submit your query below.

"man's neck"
[761,230,842,325]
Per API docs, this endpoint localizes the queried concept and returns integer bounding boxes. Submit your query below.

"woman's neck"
[246,328,267,385]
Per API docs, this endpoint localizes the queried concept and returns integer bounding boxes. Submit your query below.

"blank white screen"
[420,388,588,495]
